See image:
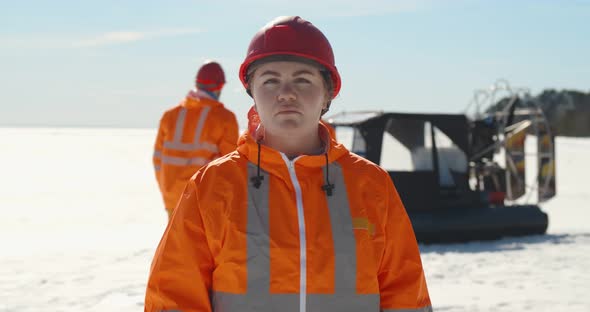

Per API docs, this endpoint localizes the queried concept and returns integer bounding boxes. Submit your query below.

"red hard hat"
[196,61,225,91]
[239,16,341,99]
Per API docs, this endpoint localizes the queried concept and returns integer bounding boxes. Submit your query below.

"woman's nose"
[277,83,296,102]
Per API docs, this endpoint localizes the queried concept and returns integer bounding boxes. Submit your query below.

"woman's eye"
[263,78,279,85]
[295,78,311,84]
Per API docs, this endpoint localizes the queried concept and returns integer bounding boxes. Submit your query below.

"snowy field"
[0,128,588,311]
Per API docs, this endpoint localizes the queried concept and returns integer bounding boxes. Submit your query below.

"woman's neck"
[263,129,323,158]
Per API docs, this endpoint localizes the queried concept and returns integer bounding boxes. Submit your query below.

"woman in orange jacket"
[145,16,432,312]
[153,61,239,219]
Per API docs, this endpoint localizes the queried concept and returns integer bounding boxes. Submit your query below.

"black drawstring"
[251,144,332,195]
[250,142,264,188]
[321,153,334,196]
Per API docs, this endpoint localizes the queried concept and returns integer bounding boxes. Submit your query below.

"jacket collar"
[182,89,223,108]
[237,122,349,170]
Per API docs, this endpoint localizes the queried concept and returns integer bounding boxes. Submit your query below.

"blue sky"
[1,0,589,129]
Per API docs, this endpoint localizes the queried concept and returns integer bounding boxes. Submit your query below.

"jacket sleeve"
[217,111,239,157]
[153,114,166,192]
[378,175,432,312]
[144,179,214,312]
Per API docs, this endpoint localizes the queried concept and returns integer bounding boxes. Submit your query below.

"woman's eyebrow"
[259,70,280,77]
[293,70,315,76]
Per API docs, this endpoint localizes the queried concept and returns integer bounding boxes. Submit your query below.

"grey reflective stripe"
[381,307,433,312]
[212,163,299,312]
[307,293,380,311]
[162,141,218,153]
[153,149,162,171]
[160,155,208,166]
[306,162,380,310]
[163,106,219,153]
[245,161,271,297]
[213,292,298,312]
[193,106,210,145]
[325,163,356,290]
[173,107,187,143]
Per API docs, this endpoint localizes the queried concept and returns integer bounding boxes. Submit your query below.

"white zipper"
[280,153,306,312]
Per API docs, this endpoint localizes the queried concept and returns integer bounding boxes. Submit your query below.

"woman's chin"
[269,119,304,133]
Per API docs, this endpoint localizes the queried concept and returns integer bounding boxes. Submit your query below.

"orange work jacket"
[153,94,238,212]
[320,118,336,139]
[145,125,432,312]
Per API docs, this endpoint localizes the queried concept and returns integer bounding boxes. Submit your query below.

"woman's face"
[250,61,330,137]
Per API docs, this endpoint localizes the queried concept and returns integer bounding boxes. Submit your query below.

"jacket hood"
[182,89,224,108]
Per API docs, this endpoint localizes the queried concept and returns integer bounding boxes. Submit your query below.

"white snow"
[0,128,588,311]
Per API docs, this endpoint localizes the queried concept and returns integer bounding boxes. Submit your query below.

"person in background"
[145,16,432,311]
[153,60,239,220]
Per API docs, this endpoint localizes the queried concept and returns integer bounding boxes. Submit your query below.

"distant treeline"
[486,89,590,137]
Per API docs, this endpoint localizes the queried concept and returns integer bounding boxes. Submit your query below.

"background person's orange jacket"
[153,94,238,213]
[145,126,432,312]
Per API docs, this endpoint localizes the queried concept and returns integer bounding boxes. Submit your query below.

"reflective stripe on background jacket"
[145,125,432,312]
[153,94,239,211]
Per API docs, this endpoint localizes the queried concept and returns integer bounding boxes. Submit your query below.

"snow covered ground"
[0,128,588,311]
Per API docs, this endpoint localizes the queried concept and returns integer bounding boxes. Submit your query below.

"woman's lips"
[276,109,301,115]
